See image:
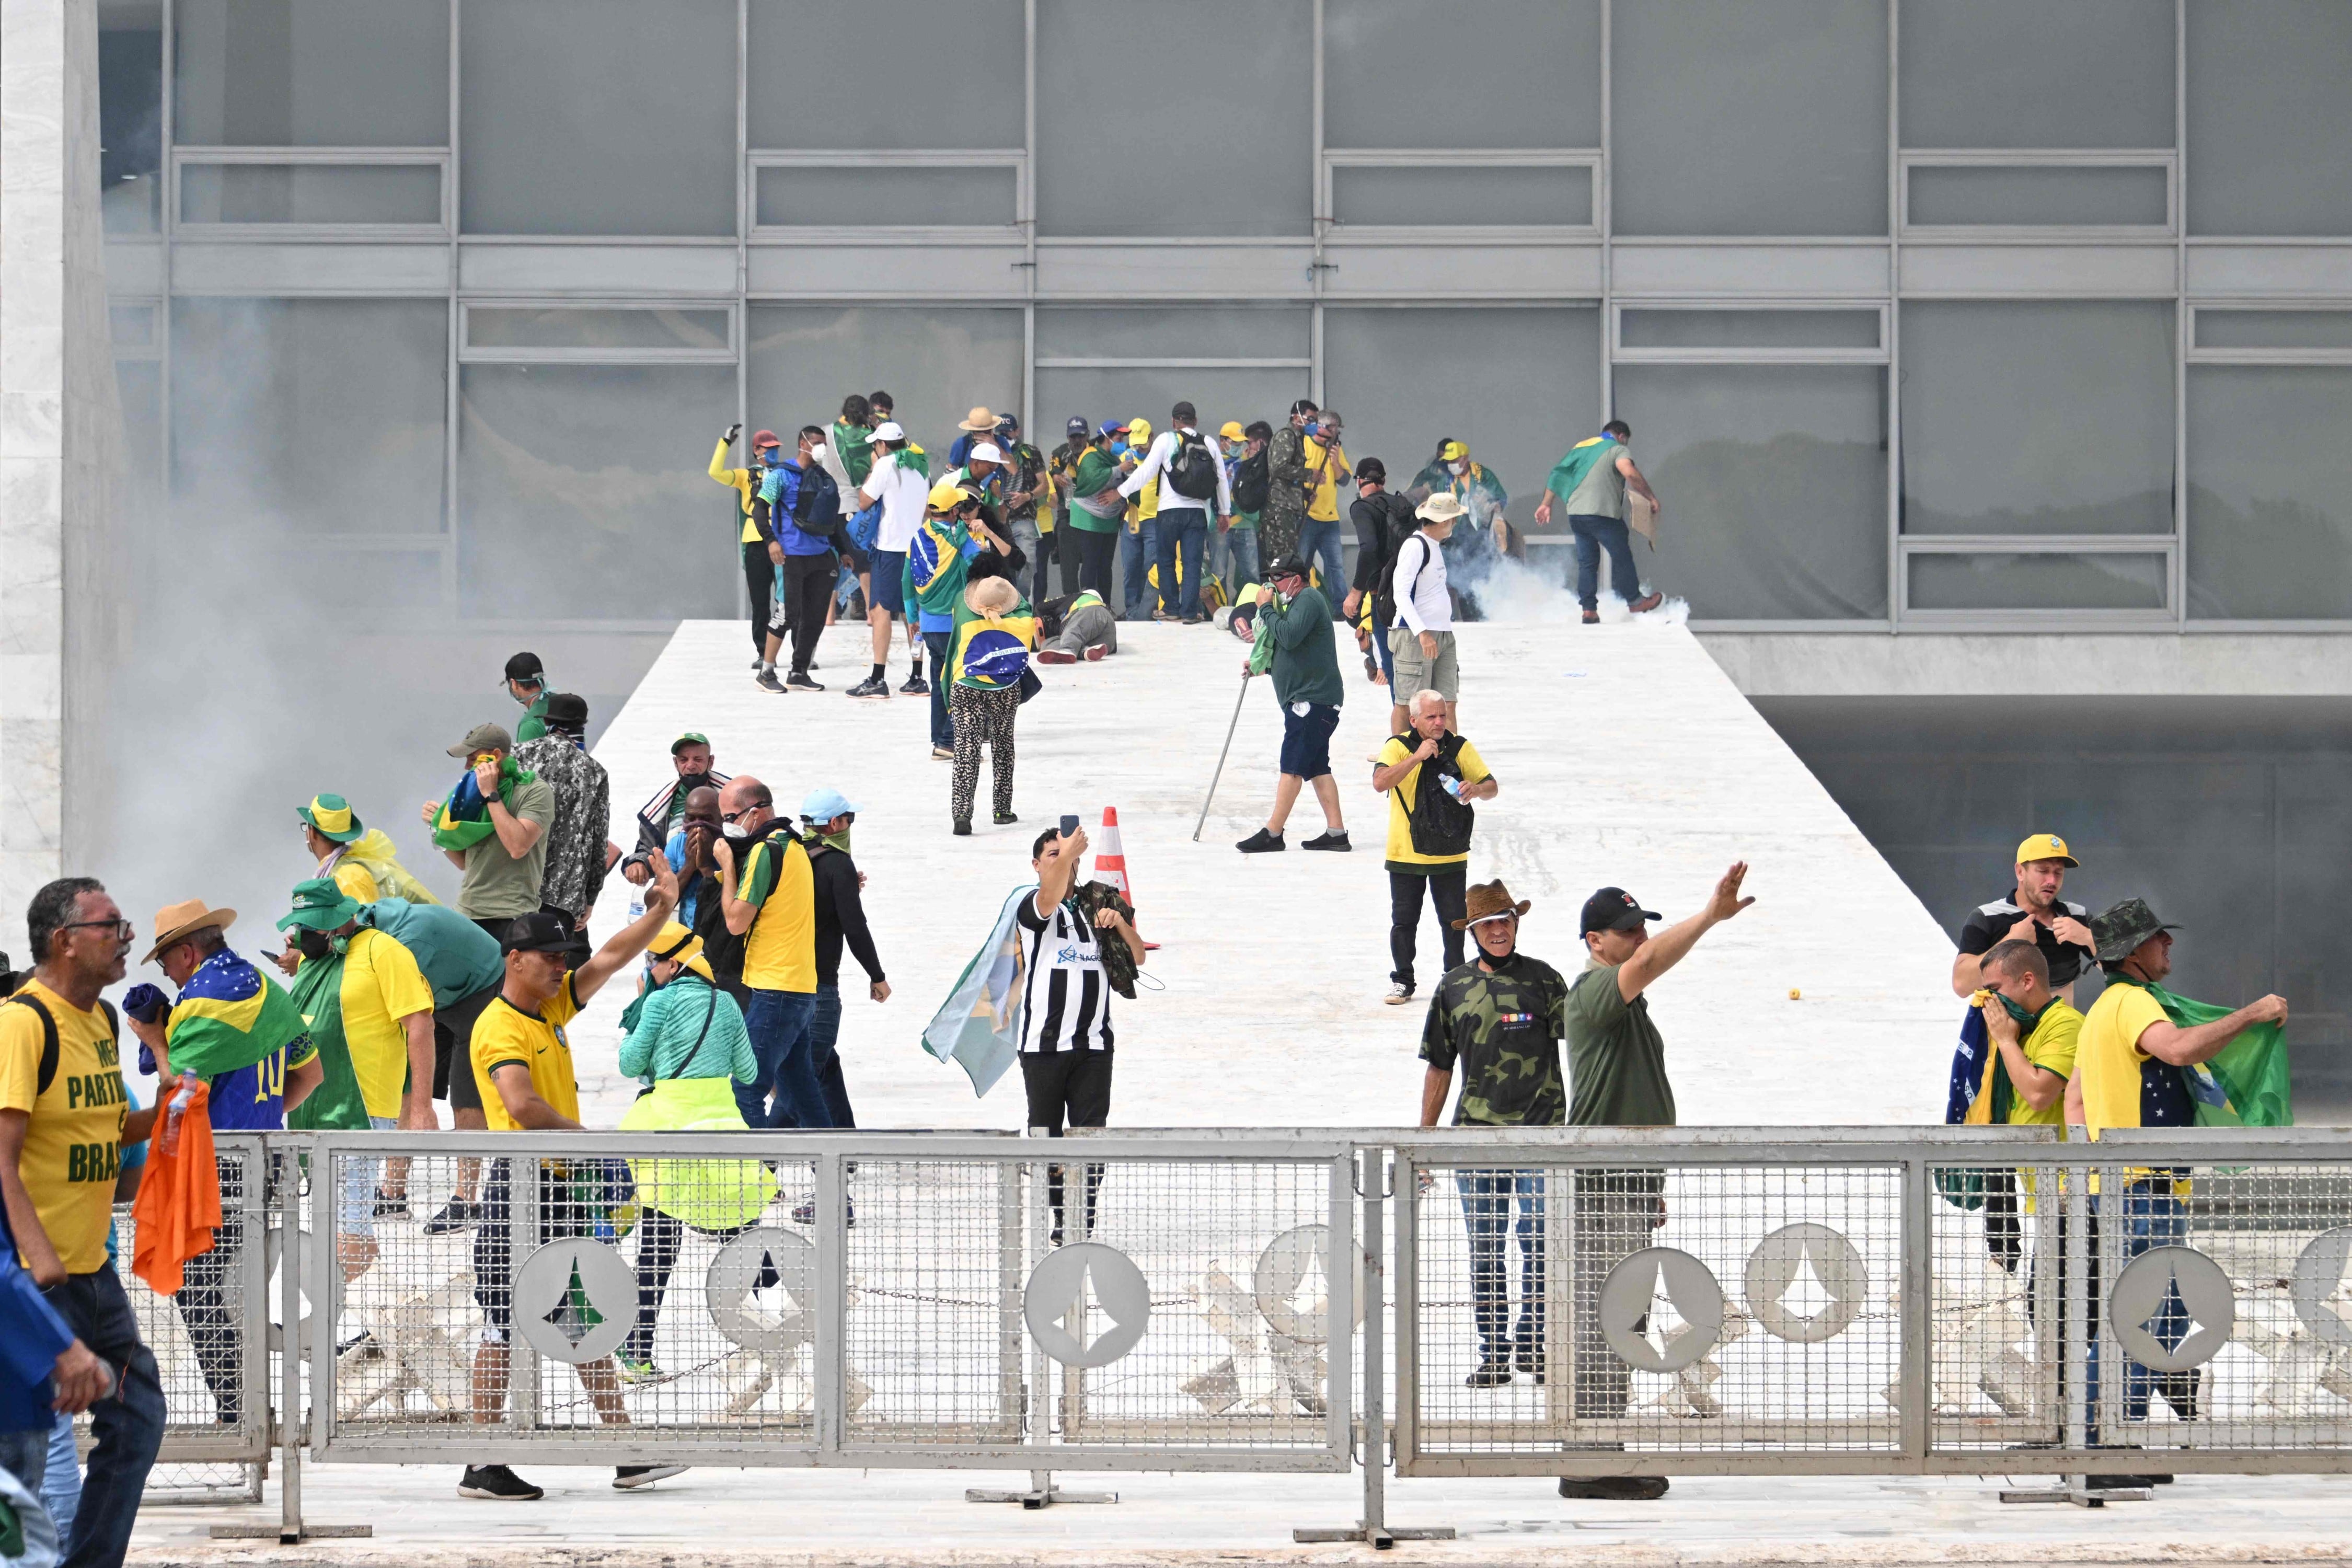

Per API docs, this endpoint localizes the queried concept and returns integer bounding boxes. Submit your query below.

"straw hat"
[965,575,1020,616]
[1416,493,1469,524]
[145,900,236,964]
[1451,880,1531,931]
[959,406,998,432]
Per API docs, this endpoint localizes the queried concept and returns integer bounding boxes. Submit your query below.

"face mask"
[722,821,749,839]
[1449,461,1468,476]
[675,769,712,794]
[759,449,783,468]
[295,928,331,961]
[816,826,851,854]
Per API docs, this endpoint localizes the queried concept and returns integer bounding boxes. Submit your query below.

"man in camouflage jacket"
[1416,879,1567,1392]
[1259,400,1315,569]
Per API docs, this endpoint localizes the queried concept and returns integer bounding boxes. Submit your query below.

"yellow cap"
[1218,421,1246,443]
[926,478,975,513]
[2015,832,2078,868]
[1126,417,1151,442]
[1440,440,1469,462]
[648,921,713,982]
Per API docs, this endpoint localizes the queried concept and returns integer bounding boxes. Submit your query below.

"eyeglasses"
[721,808,754,823]
[59,918,135,943]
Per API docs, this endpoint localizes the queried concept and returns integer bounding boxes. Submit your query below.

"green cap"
[296,792,363,844]
[276,877,361,933]
[671,732,711,755]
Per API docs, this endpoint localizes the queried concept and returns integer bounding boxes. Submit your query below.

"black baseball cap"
[1066,416,1089,437]
[1580,886,1660,937]
[500,910,574,955]
[502,651,544,685]
[1266,555,1309,582]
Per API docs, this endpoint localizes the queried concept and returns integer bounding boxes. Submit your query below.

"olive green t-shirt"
[1564,961,1676,1127]
[457,773,557,919]
[1563,445,1628,521]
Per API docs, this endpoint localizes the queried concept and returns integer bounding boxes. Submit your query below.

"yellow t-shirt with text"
[470,975,583,1133]
[0,980,129,1273]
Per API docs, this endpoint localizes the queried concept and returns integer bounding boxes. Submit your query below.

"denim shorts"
[335,1115,400,1237]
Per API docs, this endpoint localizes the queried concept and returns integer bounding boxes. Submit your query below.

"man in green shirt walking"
[1555,864,1754,1500]
[501,651,551,741]
[1063,420,1127,603]
[1235,556,1349,855]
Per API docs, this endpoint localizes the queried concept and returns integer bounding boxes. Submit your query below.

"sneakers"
[1180,614,1206,626]
[748,655,764,671]
[754,668,786,694]
[790,1197,856,1227]
[1035,648,1078,665]
[1083,645,1110,662]
[458,1464,544,1501]
[898,672,929,695]
[1464,1359,1514,1388]
[1515,1346,1547,1385]
[953,820,972,837]
[422,1196,479,1236]
[845,676,891,700]
[1236,828,1285,854]
[1629,591,1664,614]
[613,1465,688,1490]
[613,1350,663,1384]
[786,670,824,691]
[930,745,954,760]
[1300,829,1351,851]
[1557,1475,1668,1501]
[1385,982,1414,1006]
[993,811,1020,826]
[371,1189,409,1219]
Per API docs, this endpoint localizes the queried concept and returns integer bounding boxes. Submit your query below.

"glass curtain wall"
[105,0,2352,631]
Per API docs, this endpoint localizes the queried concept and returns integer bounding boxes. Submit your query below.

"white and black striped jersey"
[1016,892,1114,1054]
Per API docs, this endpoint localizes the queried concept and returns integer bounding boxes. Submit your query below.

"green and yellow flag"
[165,952,311,1081]
[430,756,537,852]
[2116,976,2292,1127]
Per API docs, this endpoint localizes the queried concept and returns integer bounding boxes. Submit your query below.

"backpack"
[1163,430,1219,502]
[1397,731,1476,858]
[1231,450,1270,513]
[1389,532,1438,628]
[3,993,120,1100]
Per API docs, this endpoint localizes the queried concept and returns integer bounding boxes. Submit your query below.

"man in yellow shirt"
[2077,896,2287,1430]
[713,775,826,1128]
[0,877,164,1558]
[1370,690,1498,1005]
[1299,408,1352,608]
[459,861,680,1503]
[299,792,379,903]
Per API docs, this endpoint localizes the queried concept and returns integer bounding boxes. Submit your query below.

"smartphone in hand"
[1059,814,1081,837]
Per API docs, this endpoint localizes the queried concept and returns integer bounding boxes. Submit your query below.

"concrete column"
[2,0,120,954]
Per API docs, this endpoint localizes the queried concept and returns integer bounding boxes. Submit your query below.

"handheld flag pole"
[1193,673,1252,842]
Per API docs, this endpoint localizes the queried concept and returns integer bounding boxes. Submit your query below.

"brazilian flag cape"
[284,951,371,1131]
[2108,974,2292,1127]
[430,756,538,852]
[949,594,1039,688]
[892,443,930,480]
[1544,434,1617,505]
[165,951,313,1081]
[906,516,974,621]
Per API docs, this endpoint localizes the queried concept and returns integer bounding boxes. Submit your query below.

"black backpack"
[1163,430,1219,501]
[1231,449,1270,513]
[3,991,121,1099]
[1397,730,1477,858]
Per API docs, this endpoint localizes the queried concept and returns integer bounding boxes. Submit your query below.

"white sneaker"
[1385,982,1414,1006]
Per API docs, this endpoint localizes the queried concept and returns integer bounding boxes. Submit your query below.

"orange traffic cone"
[1091,807,1158,949]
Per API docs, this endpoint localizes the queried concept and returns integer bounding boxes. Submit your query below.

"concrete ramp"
[579,616,1954,1128]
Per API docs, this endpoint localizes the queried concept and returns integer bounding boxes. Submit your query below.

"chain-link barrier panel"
[1397,1139,1908,1472]
[1924,1160,2071,1453]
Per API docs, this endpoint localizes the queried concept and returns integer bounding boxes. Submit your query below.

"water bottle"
[1440,775,1462,798]
[157,1075,195,1156]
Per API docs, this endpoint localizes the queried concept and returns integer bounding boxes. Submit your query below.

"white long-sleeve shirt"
[1117,427,1232,515]
[1391,531,1452,634]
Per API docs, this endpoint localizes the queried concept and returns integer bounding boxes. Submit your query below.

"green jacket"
[515,689,550,743]
[1259,584,1343,708]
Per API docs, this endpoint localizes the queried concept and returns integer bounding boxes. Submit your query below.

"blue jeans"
[1118,522,1158,618]
[811,981,856,1128]
[1298,515,1347,609]
[41,1412,79,1540]
[923,629,953,747]
[2087,1185,2192,1426]
[1458,1169,1547,1364]
[1155,507,1208,618]
[741,988,828,1129]
[1211,523,1260,591]
[1570,514,1642,611]
[32,1266,163,1567]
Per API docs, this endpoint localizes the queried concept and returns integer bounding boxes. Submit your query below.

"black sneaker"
[899,672,929,695]
[334,1330,376,1359]
[459,1463,544,1501]
[1300,830,1352,851]
[1464,1359,1514,1388]
[993,811,1020,826]
[1236,828,1285,854]
[1515,1347,1547,1385]
[613,1464,688,1490]
[845,676,890,700]
[1558,1475,1668,1501]
[422,1197,478,1236]
[754,669,786,694]
[372,1189,409,1219]
[787,671,823,691]
[953,819,972,837]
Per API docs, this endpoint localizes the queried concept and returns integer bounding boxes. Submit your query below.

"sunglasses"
[60,918,135,943]
[721,807,755,823]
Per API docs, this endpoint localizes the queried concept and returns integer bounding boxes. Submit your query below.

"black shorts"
[472,1158,615,1333]
[429,981,501,1112]
[1020,1049,1114,1135]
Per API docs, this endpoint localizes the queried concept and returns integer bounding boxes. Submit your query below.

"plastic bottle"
[157,1075,195,1157]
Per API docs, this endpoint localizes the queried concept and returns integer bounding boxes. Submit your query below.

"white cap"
[969,442,1004,464]
[872,421,905,442]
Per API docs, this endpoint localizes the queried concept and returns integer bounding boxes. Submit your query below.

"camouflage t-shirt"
[1418,952,1570,1127]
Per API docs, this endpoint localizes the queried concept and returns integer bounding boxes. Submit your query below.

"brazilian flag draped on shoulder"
[2109,973,2292,1127]
[893,442,930,480]
[284,952,370,1131]
[165,949,313,1081]
[1545,433,1617,503]
[430,756,537,853]
[907,516,973,620]
[950,592,1039,688]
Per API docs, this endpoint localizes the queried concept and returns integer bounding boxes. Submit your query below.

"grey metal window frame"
[114,0,2352,637]
[457,298,740,364]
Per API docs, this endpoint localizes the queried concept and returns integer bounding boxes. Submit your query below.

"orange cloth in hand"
[132,1079,221,1296]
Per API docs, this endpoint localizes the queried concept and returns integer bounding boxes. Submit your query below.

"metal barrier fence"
[112,1126,2352,1544]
